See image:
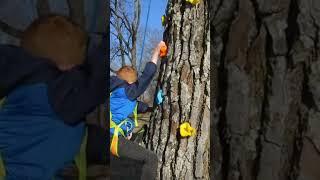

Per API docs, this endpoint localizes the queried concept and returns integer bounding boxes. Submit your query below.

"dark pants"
[86,125,108,165]
[115,136,158,180]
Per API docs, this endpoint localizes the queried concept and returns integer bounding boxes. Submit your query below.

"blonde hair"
[117,66,138,83]
[21,15,87,68]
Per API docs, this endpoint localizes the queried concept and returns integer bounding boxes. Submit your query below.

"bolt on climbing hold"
[179,122,196,137]
[159,43,168,58]
[155,89,164,105]
[185,0,200,5]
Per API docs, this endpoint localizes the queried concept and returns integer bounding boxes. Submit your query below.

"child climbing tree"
[0,0,107,179]
[146,0,210,179]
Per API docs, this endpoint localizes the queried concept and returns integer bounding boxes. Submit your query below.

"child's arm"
[136,101,150,113]
[125,41,165,100]
[110,76,126,92]
[47,35,107,125]
[0,45,55,99]
[125,62,157,100]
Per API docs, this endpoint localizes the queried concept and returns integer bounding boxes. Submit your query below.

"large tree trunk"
[212,0,320,180]
[146,0,210,179]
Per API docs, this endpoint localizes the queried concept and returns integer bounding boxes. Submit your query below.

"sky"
[110,0,167,71]
[140,0,167,31]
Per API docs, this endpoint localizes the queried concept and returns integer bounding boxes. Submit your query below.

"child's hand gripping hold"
[151,41,167,64]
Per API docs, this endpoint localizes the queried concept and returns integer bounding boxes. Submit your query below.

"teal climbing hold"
[156,89,164,105]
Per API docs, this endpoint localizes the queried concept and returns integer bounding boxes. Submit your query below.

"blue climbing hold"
[156,89,164,105]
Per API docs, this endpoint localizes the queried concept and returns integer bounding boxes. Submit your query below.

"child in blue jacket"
[110,41,165,180]
[0,15,106,179]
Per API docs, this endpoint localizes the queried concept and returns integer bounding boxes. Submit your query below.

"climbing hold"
[159,43,168,58]
[179,122,196,137]
[161,15,166,26]
[156,89,164,105]
[185,0,200,5]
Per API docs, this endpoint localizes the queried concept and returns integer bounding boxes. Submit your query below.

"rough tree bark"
[146,0,210,179]
[212,0,320,180]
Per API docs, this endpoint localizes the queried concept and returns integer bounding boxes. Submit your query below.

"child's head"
[21,15,88,71]
[116,66,138,84]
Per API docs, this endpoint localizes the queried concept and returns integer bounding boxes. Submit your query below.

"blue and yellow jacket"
[0,36,106,179]
[110,62,157,137]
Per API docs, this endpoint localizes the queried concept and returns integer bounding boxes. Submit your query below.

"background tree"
[110,0,141,70]
[212,0,320,179]
[110,0,163,74]
[146,0,210,179]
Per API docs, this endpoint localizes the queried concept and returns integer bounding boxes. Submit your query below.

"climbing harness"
[179,122,196,137]
[109,93,138,157]
[155,89,164,105]
[185,0,200,5]
[74,129,88,180]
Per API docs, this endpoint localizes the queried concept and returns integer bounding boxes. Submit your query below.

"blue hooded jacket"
[0,36,106,179]
[110,62,157,136]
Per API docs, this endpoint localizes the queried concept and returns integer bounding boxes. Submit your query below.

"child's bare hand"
[151,41,166,64]
[127,132,133,140]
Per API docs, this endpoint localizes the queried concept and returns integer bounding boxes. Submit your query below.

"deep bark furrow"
[213,1,238,178]
[253,25,269,180]
[165,3,187,176]
[212,0,320,179]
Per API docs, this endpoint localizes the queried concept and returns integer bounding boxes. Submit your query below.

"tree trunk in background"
[36,0,51,17]
[212,0,320,180]
[146,0,210,179]
[67,0,86,27]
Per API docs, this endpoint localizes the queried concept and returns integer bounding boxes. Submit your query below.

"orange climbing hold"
[159,42,168,58]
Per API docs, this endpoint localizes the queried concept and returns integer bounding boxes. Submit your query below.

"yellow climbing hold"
[179,122,196,137]
[161,15,166,26]
[186,0,200,5]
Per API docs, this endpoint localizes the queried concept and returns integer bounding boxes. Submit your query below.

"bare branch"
[110,0,141,68]
[130,0,141,67]
[0,20,22,38]
[111,8,131,33]
[110,68,117,73]
[111,48,121,61]
[118,39,125,66]
[113,24,131,51]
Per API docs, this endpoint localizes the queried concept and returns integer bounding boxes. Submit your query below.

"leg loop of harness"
[110,120,126,157]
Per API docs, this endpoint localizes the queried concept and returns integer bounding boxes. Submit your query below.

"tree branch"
[110,68,117,73]
[111,8,131,33]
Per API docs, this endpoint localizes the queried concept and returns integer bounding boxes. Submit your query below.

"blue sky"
[140,0,167,30]
[110,0,167,71]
